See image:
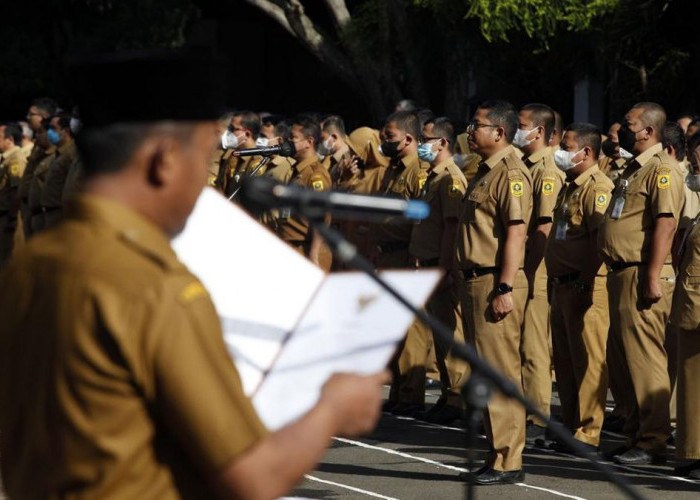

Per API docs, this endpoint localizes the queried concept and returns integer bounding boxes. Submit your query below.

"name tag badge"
[610,196,625,219]
[555,220,568,241]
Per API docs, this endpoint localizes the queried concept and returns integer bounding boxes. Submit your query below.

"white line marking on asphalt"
[515,483,587,499]
[334,438,585,498]
[304,475,399,500]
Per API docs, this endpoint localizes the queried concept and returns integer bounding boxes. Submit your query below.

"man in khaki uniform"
[512,103,565,442]
[455,100,532,483]
[0,122,28,265]
[0,51,386,500]
[41,113,78,229]
[319,115,362,190]
[545,123,614,453]
[370,111,431,416]
[409,117,469,424]
[19,124,53,238]
[27,126,57,234]
[276,115,333,271]
[223,111,263,198]
[669,139,700,479]
[598,102,684,465]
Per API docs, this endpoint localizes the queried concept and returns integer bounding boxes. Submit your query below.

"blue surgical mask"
[47,128,61,146]
[418,142,438,163]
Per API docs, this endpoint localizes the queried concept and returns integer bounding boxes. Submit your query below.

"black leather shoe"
[674,459,700,477]
[613,446,666,465]
[390,403,425,417]
[465,467,524,485]
[422,404,462,424]
[602,414,625,432]
[525,422,546,444]
[603,444,630,461]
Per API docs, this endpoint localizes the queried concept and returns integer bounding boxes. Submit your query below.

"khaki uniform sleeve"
[309,172,331,192]
[151,282,268,472]
[536,172,562,220]
[439,174,466,220]
[582,180,612,235]
[650,165,683,220]
[499,169,530,225]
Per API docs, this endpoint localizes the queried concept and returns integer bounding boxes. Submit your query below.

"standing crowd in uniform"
[2,83,700,493]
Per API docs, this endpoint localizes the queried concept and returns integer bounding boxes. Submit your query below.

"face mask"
[379,140,402,159]
[317,136,335,156]
[619,147,634,160]
[69,117,81,135]
[255,137,269,148]
[221,130,244,149]
[418,142,438,163]
[453,153,468,168]
[47,128,61,146]
[512,127,537,148]
[686,172,700,192]
[554,148,584,172]
[617,125,644,153]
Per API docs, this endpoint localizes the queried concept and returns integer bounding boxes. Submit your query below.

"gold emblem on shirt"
[448,181,462,198]
[418,178,426,191]
[9,163,20,177]
[595,192,609,207]
[542,178,555,196]
[510,179,524,197]
[312,179,325,191]
[657,173,671,189]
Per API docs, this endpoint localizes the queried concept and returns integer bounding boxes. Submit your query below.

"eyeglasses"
[466,121,498,134]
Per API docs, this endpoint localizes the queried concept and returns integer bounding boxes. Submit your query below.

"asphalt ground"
[290,386,700,500]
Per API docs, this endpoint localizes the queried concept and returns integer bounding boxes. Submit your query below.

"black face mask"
[380,140,402,159]
[617,124,640,153]
[601,137,619,158]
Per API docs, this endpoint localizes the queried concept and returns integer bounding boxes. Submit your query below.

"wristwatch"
[494,282,513,296]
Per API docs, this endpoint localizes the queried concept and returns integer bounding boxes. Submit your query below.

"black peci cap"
[69,50,228,128]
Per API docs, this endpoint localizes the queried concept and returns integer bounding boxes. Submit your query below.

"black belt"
[458,266,500,280]
[377,241,409,254]
[417,258,440,268]
[549,271,581,286]
[608,261,646,272]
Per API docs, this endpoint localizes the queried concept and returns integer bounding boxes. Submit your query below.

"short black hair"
[321,115,346,136]
[476,100,518,143]
[564,122,602,159]
[688,132,700,155]
[293,114,321,145]
[275,120,292,141]
[1,122,23,146]
[238,111,261,137]
[31,97,58,118]
[430,117,455,151]
[414,108,435,130]
[384,110,421,141]
[632,102,666,136]
[49,113,73,134]
[662,121,687,161]
[521,103,555,141]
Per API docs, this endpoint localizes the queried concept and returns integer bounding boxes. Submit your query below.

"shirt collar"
[293,156,318,174]
[633,142,663,168]
[484,145,515,170]
[572,164,600,186]
[524,146,550,167]
[67,195,182,270]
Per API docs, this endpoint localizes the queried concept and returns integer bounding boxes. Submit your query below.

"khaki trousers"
[521,262,552,426]
[677,328,700,459]
[606,323,634,420]
[664,323,678,426]
[607,264,673,452]
[551,276,609,446]
[426,281,469,407]
[459,269,527,471]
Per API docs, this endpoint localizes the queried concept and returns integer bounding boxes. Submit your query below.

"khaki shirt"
[524,146,565,229]
[0,195,267,499]
[20,141,34,161]
[276,157,332,243]
[372,152,430,245]
[545,165,614,277]
[224,154,264,198]
[670,215,700,329]
[265,155,295,185]
[409,157,467,260]
[208,148,229,189]
[19,146,50,205]
[598,143,685,265]
[0,145,28,211]
[601,157,628,183]
[456,145,533,269]
[675,159,700,231]
[348,127,389,170]
[41,140,78,210]
[62,158,84,205]
[28,148,56,214]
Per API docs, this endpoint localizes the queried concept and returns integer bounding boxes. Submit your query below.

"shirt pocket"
[566,194,584,227]
[683,264,700,286]
[466,189,492,225]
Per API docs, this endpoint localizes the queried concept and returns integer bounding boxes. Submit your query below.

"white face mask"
[317,136,335,156]
[255,136,270,148]
[512,127,537,148]
[686,172,700,192]
[221,130,244,150]
[554,148,584,172]
[619,147,634,160]
[453,153,468,168]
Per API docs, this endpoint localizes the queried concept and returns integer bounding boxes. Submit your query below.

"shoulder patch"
[595,192,609,208]
[510,179,524,197]
[180,282,208,303]
[657,172,671,190]
[448,180,463,198]
[542,177,555,196]
[418,177,426,191]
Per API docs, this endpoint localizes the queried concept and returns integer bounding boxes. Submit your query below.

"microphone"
[240,176,429,221]
[232,141,295,158]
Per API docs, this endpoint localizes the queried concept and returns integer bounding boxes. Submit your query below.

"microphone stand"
[304,215,645,500]
[228,156,272,201]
